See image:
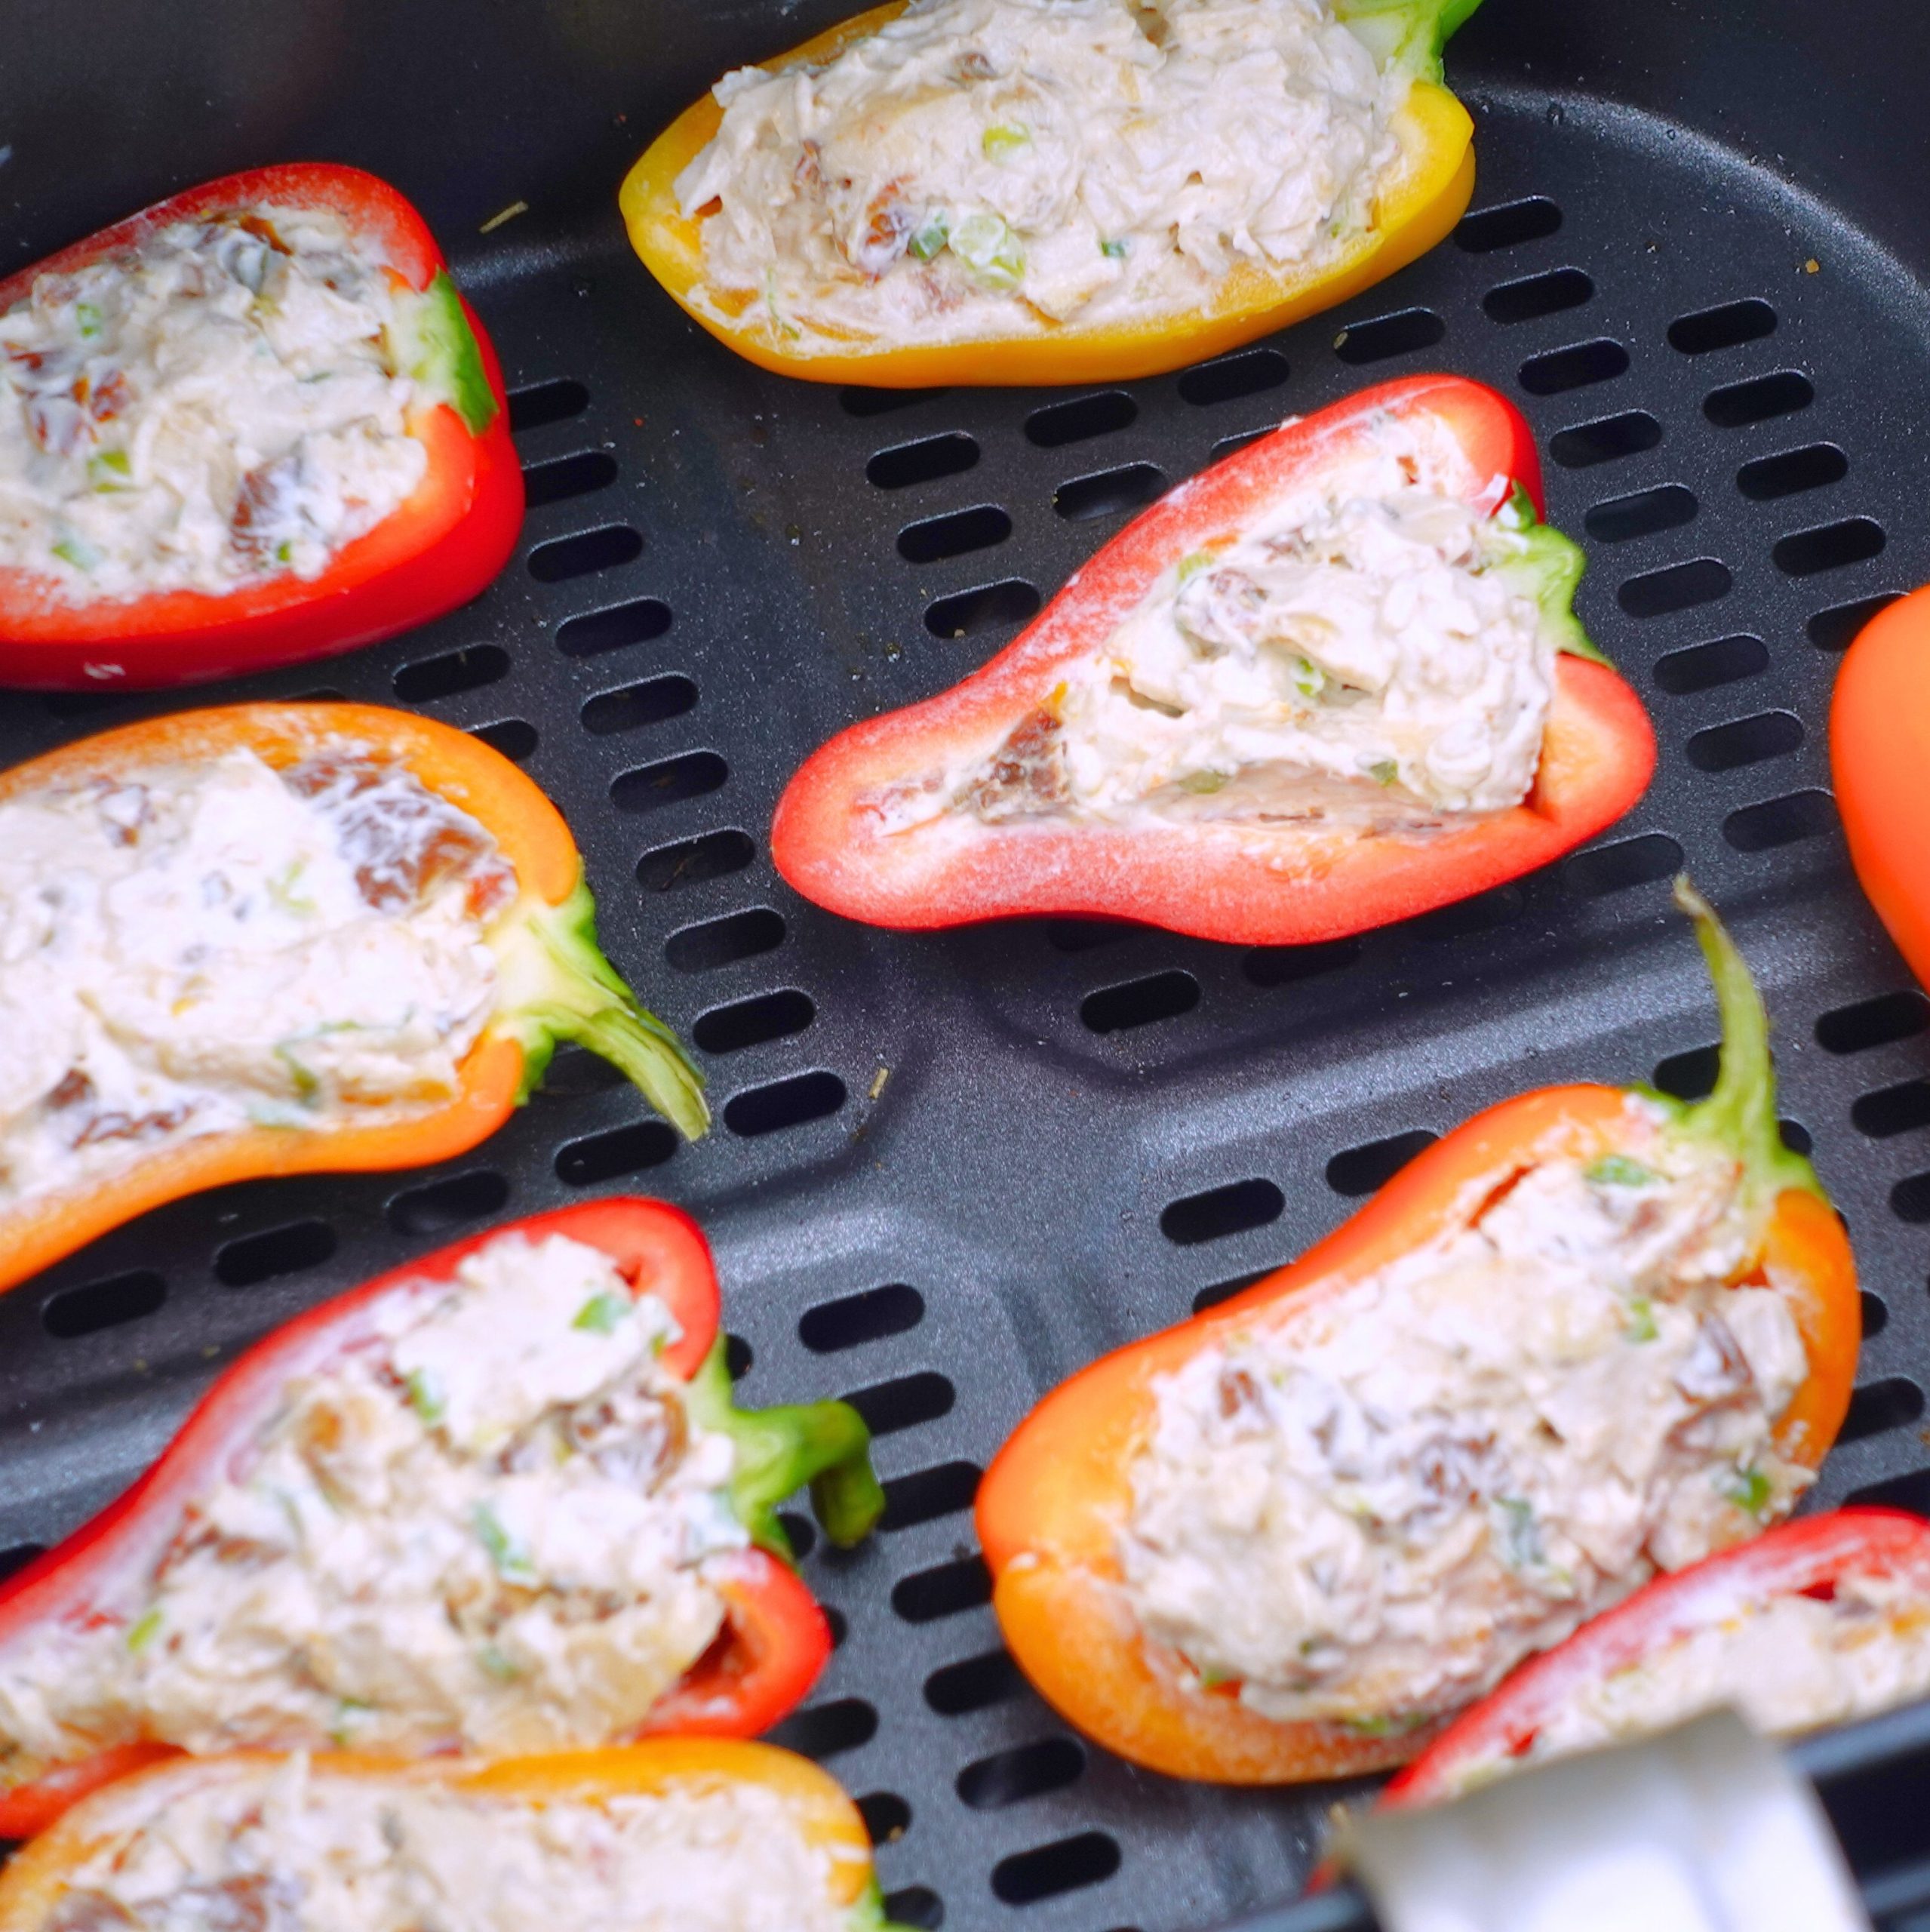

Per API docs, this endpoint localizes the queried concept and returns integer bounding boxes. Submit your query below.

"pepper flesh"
[0,1199,883,1838]
[0,701,706,1298]
[0,1740,893,1931]
[1830,584,1930,991]
[1381,1509,1930,1807]
[0,165,524,689]
[772,375,1655,944]
[975,882,1858,1782]
[619,0,1481,386]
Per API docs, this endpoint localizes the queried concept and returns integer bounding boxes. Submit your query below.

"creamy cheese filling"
[41,1756,852,1932]
[0,204,429,601]
[870,423,1551,838]
[0,1232,747,1778]
[675,0,1403,344]
[1119,1100,1813,1730]
[1503,1579,1930,1784]
[0,748,512,1215]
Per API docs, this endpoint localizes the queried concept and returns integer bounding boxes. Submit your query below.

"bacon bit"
[89,370,131,423]
[230,457,299,566]
[965,708,1071,822]
[952,48,995,79]
[72,1106,191,1150]
[853,183,915,278]
[236,213,292,256]
[46,1069,94,1110]
[795,140,822,189]
[1218,1365,1263,1420]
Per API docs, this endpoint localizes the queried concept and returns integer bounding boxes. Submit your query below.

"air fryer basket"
[6,1,1930,1924]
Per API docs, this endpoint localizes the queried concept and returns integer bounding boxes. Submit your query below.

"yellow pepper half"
[619,0,1483,387]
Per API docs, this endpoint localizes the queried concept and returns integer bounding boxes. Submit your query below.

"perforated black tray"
[8,2,1930,1926]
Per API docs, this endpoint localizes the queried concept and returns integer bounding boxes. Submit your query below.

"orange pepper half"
[0,703,705,1297]
[619,0,1483,386]
[976,883,1859,1782]
[0,1743,884,1929]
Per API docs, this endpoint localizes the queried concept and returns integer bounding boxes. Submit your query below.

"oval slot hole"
[1852,1080,1930,1138]
[844,1371,956,1437]
[1893,1173,1930,1224]
[582,675,699,737]
[1653,634,1767,695]
[1026,391,1136,448]
[666,908,785,972]
[1415,884,1525,941]
[469,718,536,762]
[1160,1178,1285,1247]
[1585,485,1696,544]
[393,645,509,703]
[1653,1044,1719,1103]
[44,1269,166,1339]
[1054,463,1166,523]
[507,377,589,434]
[898,504,1012,564]
[1723,789,1836,854]
[767,1698,879,1761]
[841,385,949,417]
[1773,517,1885,577]
[868,433,979,490]
[893,1554,991,1622]
[1081,969,1200,1033]
[1326,1129,1437,1197]
[1686,711,1802,773]
[927,1648,1028,1715]
[1334,307,1444,364]
[723,1069,846,1137]
[1194,1267,1277,1314]
[858,1793,911,1844]
[521,449,617,508]
[991,1832,1122,1906]
[387,1169,509,1236]
[1520,337,1629,395]
[1455,196,1563,252]
[1483,267,1592,325]
[215,1219,337,1289]
[638,828,755,894]
[1864,1291,1891,1338]
[1817,990,1928,1055]
[1738,443,1847,501]
[1839,1378,1927,1444]
[958,1738,1086,1810]
[1809,593,1901,652]
[925,579,1040,638]
[1176,348,1288,407]
[881,1460,982,1531]
[1244,937,1362,987]
[1617,558,1731,619]
[528,525,644,583]
[1564,832,1684,897]
[1704,370,1813,429]
[882,1888,944,1930]
[801,1283,926,1353]
[557,598,672,658]
[694,988,815,1055]
[1550,412,1663,469]
[1668,299,1776,355]
[610,751,727,814]
[555,1118,677,1186]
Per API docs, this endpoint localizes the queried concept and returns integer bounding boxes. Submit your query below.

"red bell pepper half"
[772,374,1655,946]
[0,1198,883,1838]
[0,164,524,690]
[1384,1509,1930,1807]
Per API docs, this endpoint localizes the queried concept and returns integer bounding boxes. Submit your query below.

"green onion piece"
[1180,770,1228,795]
[473,1503,536,1582]
[1584,1153,1661,1188]
[1099,237,1129,259]
[1722,1466,1774,1517]
[1623,1297,1658,1343]
[75,302,102,339]
[908,212,950,263]
[1197,1664,1236,1689]
[1368,758,1399,786]
[573,1291,631,1334]
[51,536,97,572]
[126,1607,163,1654]
[948,211,1025,292]
[1292,656,1324,700]
[88,450,131,492]
[1176,549,1215,584]
[405,1368,445,1425]
[981,123,1031,161]
[478,1645,520,1682]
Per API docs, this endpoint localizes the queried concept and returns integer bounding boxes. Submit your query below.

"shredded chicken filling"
[40,1755,851,1932]
[0,747,513,1214]
[1119,1100,1812,1729]
[675,0,1403,344]
[0,1232,747,1780]
[0,205,427,601]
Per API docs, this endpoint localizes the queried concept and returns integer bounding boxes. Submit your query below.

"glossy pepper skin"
[1381,1509,1930,1807]
[0,1740,903,1931]
[773,376,1655,945]
[1831,585,1930,990]
[0,1199,885,1840]
[0,702,707,1298]
[975,882,1859,1783]
[0,165,524,690]
[619,0,1482,386]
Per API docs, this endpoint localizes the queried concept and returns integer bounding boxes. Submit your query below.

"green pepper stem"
[684,1340,886,1558]
[1669,875,1822,1206]
[490,875,708,1140]
[1493,488,1609,666]
[1334,0,1485,83]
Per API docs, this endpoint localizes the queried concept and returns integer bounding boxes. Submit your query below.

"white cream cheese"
[1119,1100,1813,1730]
[0,1232,748,1778]
[0,747,512,1215]
[675,0,1403,344]
[0,204,428,601]
[41,1755,852,1932]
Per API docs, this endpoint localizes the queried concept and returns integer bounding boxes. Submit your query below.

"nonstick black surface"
[5,3,1930,1927]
